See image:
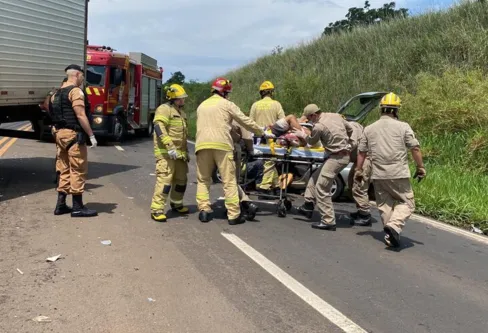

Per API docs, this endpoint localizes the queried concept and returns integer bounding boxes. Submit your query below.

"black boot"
[54,192,72,215]
[71,194,98,218]
[297,201,314,219]
[356,213,372,226]
[199,210,213,223]
[241,202,258,221]
[228,214,246,225]
[311,222,337,231]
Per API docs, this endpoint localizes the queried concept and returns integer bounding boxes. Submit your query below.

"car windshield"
[86,65,106,87]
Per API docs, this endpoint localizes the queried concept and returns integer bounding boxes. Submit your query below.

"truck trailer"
[0,0,89,140]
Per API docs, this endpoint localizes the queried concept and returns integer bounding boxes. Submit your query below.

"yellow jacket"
[153,102,188,160]
[249,96,285,127]
[195,94,264,153]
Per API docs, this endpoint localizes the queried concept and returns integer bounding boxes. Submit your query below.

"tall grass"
[183,1,488,231]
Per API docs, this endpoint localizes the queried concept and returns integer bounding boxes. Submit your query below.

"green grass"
[182,1,488,231]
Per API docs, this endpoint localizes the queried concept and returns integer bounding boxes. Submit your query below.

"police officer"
[195,78,266,225]
[150,84,190,222]
[348,120,373,226]
[293,104,356,230]
[249,81,285,196]
[51,64,97,217]
[355,92,426,248]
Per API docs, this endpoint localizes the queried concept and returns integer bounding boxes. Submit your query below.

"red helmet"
[211,77,232,94]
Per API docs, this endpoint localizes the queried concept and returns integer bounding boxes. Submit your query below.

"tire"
[113,115,127,142]
[284,199,292,211]
[146,117,154,137]
[212,167,222,184]
[277,202,287,218]
[331,176,344,202]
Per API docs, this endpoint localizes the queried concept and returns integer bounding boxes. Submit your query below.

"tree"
[164,71,185,85]
[322,1,409,36]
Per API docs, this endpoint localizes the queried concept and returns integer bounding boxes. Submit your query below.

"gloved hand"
[354,169,364,183]
[413,166,426,182]
[292,128,307,140]
[167,149,178,160]
[264,132,276,139]
[89,135,97,148]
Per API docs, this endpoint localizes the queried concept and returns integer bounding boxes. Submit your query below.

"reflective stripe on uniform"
[162,136,172,145]
[195,142,233,152]
[225,196,239,205]
[170,199,183,205]
[196,193,209,200]
[154,115,169,124]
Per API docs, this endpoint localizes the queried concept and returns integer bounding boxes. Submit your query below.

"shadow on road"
[0,157,140,202]
[85,202,118,214]
[356,230,424,251]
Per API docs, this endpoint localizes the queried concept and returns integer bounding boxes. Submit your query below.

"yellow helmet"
[380,92,401,108]
[259,80,275,92]
[165,84,188,100]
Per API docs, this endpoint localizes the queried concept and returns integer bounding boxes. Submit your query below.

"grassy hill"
[183,0,488,232]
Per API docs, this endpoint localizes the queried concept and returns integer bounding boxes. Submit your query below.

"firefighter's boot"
[71,194,98,218]
[54,192,72,216]
[384,225,400,248]
[228,214,246,225]
[350,210,372,226]
[297,201,314,219]
[170,203,189,215]
[151,211,167,222]
[241,201,258,221]
[199,210,213,223]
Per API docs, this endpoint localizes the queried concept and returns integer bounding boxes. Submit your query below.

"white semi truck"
[0,0,89,140]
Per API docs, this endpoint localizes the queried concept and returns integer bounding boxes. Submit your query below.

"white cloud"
[87,0,419,81]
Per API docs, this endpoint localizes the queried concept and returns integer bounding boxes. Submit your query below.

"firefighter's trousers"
[351,157,373,215]
[257,160,279,190]
[150,157,188,212]
[55,128,88,195]
[196,149,240,219]
[373,178,415,235]
[315,154,349,225]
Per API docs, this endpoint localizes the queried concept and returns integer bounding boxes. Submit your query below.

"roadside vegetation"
[176,0,488,232]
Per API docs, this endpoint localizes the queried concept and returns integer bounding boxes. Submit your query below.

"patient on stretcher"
[266,115,322,148]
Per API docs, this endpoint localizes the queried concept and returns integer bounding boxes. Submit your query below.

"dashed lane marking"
[114,145,125,151]
[221,232,368,333]
[0,124,33,157]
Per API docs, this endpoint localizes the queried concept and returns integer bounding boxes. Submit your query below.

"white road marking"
[221,232,368,333]
[114,145,124,151]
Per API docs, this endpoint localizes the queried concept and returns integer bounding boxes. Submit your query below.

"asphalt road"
[1,133,487,333]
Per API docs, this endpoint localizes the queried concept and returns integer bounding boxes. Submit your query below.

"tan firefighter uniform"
[195,94,264,222]
[348,121,373,223]
[249,83,285,191]
[297,106,356,230]
[150,95,189,222]
[359,93,425,246]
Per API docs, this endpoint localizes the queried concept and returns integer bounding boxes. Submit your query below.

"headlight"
[94,104,103,113]
[93,117,103,125]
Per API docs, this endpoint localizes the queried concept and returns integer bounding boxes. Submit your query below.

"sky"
[87,0,458,82]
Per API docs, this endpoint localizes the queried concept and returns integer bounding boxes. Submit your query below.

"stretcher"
[238,142,328,218]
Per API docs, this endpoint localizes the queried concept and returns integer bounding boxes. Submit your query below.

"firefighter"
[231,120,262,221]
[51,64,98,217]
[249,81,285,196]
[293,104,356,230]
[355,93,426,248]
[348,120,373,226]
[195,78,267,225]
[150,84,190,222]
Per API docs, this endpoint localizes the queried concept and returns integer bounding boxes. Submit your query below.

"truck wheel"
[146,117,154,138]
[331,176,344,202]
[113,116,127,142]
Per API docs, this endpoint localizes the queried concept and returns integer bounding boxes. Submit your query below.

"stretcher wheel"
[284,199,292,212]
[277,202,287,218]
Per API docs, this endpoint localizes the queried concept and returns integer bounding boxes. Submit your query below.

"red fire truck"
[85,45,163,141]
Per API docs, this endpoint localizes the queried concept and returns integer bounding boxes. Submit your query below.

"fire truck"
[85,45,163,141]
